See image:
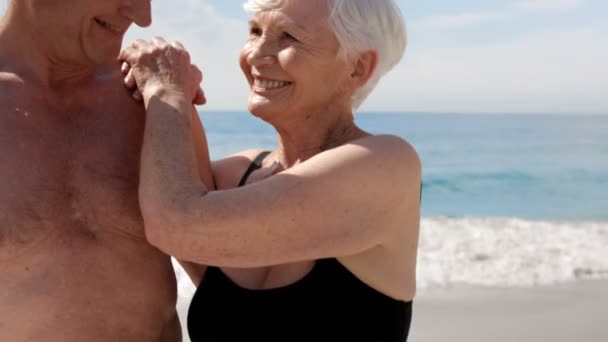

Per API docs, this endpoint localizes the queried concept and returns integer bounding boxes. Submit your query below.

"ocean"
[199,112,608,221]
[172,111,608,337]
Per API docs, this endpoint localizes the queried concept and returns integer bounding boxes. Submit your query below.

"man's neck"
[0,11,114,88]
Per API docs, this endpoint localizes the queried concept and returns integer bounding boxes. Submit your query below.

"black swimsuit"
[187,152,413,342]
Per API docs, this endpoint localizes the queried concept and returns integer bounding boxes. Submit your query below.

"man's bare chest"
[0,91,147,258]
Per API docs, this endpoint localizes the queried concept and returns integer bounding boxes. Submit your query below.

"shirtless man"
[0,1,205,340]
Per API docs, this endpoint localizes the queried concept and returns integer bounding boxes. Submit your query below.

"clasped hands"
[118,37,206,107]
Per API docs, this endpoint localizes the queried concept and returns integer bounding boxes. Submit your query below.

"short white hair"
[243,0,407,109]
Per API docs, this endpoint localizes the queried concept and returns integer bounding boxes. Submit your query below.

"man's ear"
[350,50,378,89]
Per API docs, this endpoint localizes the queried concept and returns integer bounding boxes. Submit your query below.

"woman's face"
[239,0,354,120]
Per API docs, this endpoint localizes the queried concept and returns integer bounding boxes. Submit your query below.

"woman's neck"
[271,108,368,168]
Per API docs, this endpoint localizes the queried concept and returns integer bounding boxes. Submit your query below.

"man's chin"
[85,47,123,67]
[83,35,124,62]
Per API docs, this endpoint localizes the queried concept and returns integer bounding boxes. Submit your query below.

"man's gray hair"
[243,0,407,110]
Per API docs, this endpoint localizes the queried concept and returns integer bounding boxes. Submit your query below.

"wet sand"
[408,280,608,342]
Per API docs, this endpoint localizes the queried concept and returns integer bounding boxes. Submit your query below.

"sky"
[1,0,607,114]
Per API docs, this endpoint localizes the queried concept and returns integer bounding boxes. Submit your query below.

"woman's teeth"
[254,79,291,89]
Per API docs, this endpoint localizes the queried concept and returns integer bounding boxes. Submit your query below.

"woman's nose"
[246,37,278,68]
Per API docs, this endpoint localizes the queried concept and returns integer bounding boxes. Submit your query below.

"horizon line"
[197,109,608,116]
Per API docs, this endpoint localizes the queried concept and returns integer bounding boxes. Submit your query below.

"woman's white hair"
[243,0,407,110]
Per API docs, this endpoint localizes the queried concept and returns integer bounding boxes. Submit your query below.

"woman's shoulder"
[211,148,271,190]
[337,134,421,179]
[293,133,421,202]
[355,134,419,161]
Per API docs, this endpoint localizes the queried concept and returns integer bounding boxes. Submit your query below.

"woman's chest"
[220,261,316,290]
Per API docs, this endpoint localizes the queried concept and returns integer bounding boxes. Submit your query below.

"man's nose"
[121,0,152,27]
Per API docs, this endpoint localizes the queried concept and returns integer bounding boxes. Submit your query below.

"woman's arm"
[141,98,420,267]
[120,38,421,268]
[175,109,214,286]
[119,38,214,283]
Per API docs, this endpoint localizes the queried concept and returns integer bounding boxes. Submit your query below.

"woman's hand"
[119,37,206,108]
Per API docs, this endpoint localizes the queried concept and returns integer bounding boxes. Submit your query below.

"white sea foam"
[417,217,608,288]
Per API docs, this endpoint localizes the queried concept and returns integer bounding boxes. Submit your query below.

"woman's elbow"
[140,201,185,254]
[141,210,171,250]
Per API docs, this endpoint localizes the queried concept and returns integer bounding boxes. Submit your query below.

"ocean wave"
[422,169,608,192]
[421,171,541,195]
[417,217,608,288]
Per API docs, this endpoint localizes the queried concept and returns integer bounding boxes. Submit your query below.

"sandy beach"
[408,280,608,342]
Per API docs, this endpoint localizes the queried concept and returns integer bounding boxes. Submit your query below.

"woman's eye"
[282,32,299,42]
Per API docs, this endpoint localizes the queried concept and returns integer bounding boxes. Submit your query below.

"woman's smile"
[252,77,293,93]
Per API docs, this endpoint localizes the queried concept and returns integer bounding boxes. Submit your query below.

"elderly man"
[0,0,211,341]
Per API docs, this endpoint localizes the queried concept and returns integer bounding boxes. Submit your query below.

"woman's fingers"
[193,88,206,105]
[118,38,153,64]
[119,37,202,103]
[190,64,205,105]
[191,64,203,83]
[131,38,148,49]
[171,41,186,50]
[152,36,167,45]
[132,89,143,102]
[118,46,140,66]
[124,69,137,89]
[121,62,130,75]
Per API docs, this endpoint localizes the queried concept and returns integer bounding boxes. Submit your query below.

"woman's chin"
[248,98,280,120]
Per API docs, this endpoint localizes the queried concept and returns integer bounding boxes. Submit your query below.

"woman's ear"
[350,50,378,89]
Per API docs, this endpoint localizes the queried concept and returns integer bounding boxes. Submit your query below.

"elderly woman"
[120,0,420,341]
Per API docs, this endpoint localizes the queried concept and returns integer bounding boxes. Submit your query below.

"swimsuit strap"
[237,151,272,187]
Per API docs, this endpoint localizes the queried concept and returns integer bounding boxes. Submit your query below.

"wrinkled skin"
[0,1,181,341]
